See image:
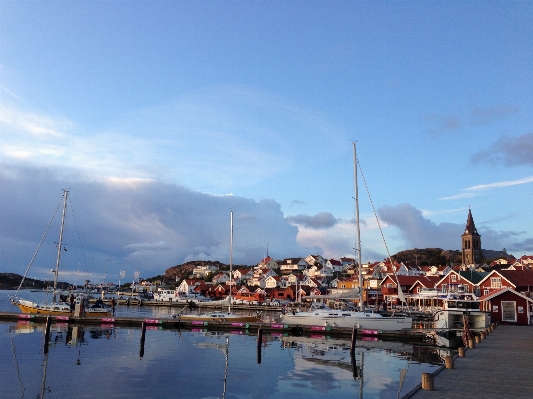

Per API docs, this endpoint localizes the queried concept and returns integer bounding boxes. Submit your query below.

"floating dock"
[0,311,427,342]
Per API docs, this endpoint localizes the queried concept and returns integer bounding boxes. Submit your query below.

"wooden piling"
[445,356,454,369]
[468,339,475,349]
[43,316,52,354]
[350,327,357,354]
[257,328,263,364]
[475,335,481,344]
[458,347,465,357]
[421,373,434,391]
[140,320,146,358]
[480,331,486,339]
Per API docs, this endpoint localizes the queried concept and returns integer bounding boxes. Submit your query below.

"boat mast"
[229,211,233,312]
[53,189,68,303]
[353,142,363,309]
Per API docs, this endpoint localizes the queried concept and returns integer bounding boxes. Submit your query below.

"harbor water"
[1,290,443,399]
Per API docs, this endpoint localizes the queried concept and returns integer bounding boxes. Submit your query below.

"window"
[451,275,457,282]
[484,289,489,295]
[501,301,517,322]
[491,277,502,288]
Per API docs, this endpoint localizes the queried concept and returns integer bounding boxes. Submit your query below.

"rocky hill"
[163,260,228,281]
[0,273,70,290]
[391,248,461,266]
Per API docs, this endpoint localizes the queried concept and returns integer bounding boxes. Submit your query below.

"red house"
[478,287,533,325]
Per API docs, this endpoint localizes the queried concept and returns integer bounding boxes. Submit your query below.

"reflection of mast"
[359,352,364,399]
[222,336,229,399]
[9,332,25,397]
[40,353,49,398]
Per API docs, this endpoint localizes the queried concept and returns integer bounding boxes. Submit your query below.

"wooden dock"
[407,324,533,399]
[0,311,426,342]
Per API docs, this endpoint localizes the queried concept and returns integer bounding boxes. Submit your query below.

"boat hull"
[180,312,260,323]
[12,299,72,316]
[281,314,412,331]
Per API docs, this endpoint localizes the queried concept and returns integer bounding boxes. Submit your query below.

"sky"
[1,1,532,284]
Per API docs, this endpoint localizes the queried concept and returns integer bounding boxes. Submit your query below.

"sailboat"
[280,143,412,331]
[179,211,261,323]
[11,190,112,317]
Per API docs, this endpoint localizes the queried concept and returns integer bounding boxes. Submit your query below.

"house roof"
[499,270,533,287]
[458,270,488,284]
[477,287,533,303]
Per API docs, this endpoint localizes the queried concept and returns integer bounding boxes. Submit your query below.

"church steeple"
[462,208,482,266]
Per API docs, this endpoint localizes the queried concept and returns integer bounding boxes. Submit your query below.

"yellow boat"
[11,190,111,317]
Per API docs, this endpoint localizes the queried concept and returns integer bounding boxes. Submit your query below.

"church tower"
[461,208,482,265]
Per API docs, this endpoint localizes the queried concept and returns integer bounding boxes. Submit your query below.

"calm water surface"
[1,290,443,399]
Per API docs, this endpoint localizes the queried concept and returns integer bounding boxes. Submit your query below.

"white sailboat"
[179,211,261,323]
[281,143,412,331]
[11,190,111,317]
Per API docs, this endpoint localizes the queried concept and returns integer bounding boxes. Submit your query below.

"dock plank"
[409,325,533,399]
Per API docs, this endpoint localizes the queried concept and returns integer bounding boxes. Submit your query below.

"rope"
[356,159,406,305]
[14,194,64,297]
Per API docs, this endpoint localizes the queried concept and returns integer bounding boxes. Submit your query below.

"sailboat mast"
[229,211,233,312]
[353,142,363,308]
[53,189,68,303]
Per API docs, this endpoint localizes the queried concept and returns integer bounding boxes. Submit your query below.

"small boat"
[180,212,261,323]
[11,190,112,317]
[429,293,491,348]
[179,310,260,323]
[153,288,211,303]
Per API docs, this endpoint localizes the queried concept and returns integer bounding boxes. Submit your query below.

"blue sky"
[1,1,532,283]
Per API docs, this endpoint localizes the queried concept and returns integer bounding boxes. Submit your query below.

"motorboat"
[179,310,261,323]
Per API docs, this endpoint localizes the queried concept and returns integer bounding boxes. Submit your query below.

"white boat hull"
[281,312,412,331]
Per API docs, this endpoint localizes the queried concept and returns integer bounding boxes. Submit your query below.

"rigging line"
[15,193,64,297]
[356,159,406,303]
[67,193,91,280]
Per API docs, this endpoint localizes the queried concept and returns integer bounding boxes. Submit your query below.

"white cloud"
[440,176,533,200]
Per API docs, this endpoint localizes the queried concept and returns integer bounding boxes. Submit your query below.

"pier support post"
[480,331,486,340]
[444,356,454,369]
[475,335,481,344]
[421,373,434,391]
[44,316,52,354]
[140,321,146,358]
[458,347,465,357]
[468,339,475,349]
[350,327,357,354]
[257,328,263,364]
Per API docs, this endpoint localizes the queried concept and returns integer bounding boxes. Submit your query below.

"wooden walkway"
[409,324,533,399]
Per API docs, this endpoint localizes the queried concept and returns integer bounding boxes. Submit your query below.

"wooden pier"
[0,311,426,342]
[407,324,533,399]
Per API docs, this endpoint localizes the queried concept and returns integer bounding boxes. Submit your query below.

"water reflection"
[2,321,443,399]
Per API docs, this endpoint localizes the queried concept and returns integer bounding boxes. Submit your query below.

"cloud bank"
[0,164,304,281]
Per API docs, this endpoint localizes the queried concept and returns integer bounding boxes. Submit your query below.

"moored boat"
[280,302,412,330]
[11,190,112,317]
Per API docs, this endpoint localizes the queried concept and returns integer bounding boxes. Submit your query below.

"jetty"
[408,324,533,399]
[0,311,427,342]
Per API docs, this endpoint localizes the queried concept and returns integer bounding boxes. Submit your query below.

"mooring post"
[257,328,263,364]
[43,316,52,354]
[458,347,465,357]
[421,373,434,391]
[444,355,454,369]
[468,339,475,349]
[475,335,481,344]
[140,320,146,358]
[350,327,357,354]
[480,331,486,339]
